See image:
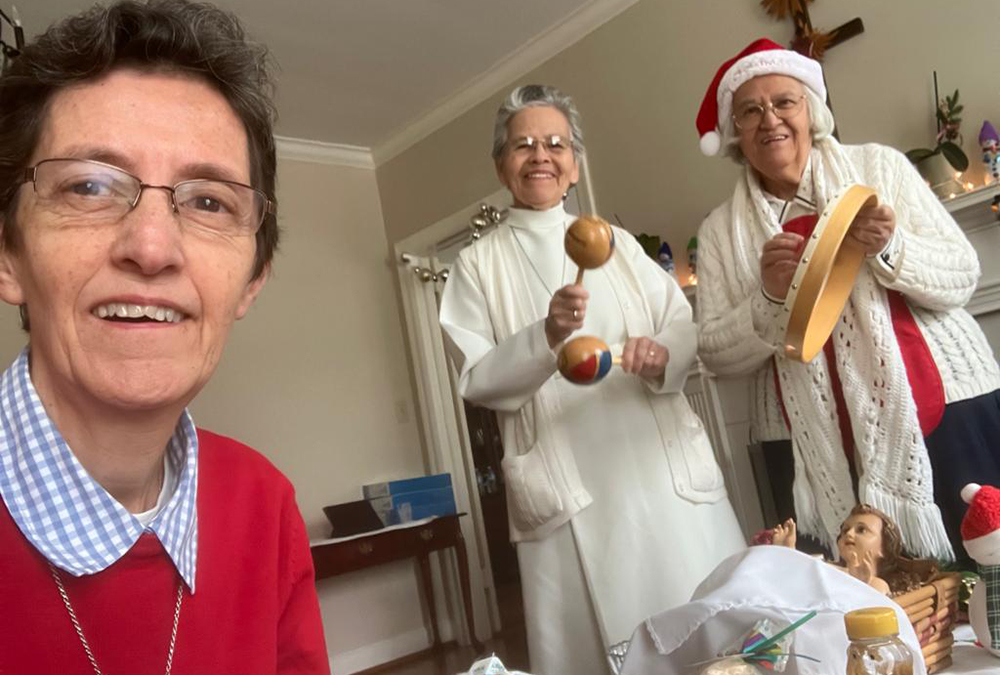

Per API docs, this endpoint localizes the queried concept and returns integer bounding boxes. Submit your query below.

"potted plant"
[906,89,969,197]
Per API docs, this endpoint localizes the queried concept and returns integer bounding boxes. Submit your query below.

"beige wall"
[190,156,428,667]
[194,157,422,539]
[378,0,1000,284]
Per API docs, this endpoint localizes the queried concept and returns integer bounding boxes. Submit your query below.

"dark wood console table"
[310,513,483,652]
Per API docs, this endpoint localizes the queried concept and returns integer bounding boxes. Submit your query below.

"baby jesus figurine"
[771,504,926,596]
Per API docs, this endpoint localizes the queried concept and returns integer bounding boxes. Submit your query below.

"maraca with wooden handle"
[557,336,621,385]
[565,215,614,285]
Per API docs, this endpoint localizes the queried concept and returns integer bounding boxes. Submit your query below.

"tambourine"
[779,184,878,363]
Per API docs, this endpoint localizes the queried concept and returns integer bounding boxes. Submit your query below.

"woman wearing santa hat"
[694,38,1000,567]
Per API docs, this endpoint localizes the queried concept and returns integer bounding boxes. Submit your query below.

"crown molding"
[371,0,639,166]
[276,136,375,169]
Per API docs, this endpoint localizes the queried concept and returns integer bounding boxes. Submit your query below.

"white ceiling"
[19,1,636,161]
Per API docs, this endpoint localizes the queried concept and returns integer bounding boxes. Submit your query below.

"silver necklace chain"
[49,562,184,675]
[509,221,568,297]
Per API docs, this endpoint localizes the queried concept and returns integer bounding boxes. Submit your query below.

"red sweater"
[0,429,330,674]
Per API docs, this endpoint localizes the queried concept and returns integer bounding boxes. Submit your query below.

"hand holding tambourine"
[769,184,881,363]
[762,199,895,301]
[846,203,896,255]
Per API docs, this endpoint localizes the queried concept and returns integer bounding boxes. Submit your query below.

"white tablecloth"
[617,548,1000,675]
[620,548,927,675]
[946,625,997,674]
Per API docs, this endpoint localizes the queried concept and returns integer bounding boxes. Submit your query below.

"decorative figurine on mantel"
[979,121,1000,185]
[770,504,932,596]
[960,483,1000,657]
[657,241,676,277]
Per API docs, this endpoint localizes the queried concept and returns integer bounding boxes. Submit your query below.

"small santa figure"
[960,482,1000,656]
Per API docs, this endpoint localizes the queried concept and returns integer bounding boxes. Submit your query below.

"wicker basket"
[890,572,961,674]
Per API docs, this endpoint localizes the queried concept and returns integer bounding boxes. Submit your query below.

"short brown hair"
[0,0,279,281]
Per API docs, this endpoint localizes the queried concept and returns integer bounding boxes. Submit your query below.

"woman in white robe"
[439,84,745,674]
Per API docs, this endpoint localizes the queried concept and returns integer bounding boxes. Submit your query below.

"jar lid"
[844,607,898,639]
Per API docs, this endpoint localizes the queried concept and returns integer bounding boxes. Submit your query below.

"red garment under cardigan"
[0,429,330,675]
[773,213,946,465]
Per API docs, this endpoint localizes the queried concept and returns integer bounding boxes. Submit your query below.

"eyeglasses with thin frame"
[506,134,572,156]
[732,94,807,131]
[19,158,276,235]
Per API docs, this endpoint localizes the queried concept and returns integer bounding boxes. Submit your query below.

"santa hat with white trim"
[695,38,827,156]
[961,483,1000,564]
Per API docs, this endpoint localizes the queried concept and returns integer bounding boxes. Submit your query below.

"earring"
[17,304,28,331]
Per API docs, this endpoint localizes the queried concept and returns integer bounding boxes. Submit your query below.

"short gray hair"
[720,85,836,163]
[492,84,585,160]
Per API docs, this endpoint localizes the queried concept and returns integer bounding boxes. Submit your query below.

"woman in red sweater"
[0,2,329,672]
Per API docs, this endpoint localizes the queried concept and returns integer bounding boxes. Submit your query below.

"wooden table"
[310,513,483,652]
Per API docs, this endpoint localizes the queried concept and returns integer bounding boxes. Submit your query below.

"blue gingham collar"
[0,349,199,591]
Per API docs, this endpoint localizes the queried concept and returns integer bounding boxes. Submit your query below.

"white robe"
[440,203,744,674]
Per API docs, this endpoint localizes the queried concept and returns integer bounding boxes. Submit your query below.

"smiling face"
[496,105,580,210]
[0,68,266,420]
[733,74,812,199]
[837,512,886,566]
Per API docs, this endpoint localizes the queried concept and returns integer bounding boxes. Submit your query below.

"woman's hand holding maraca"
[558,335,667,385]
[545,284,588,349]
[621,336,668,379]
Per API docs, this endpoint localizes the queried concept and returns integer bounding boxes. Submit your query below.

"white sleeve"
[865,145,980,309]
[438,254,558,412]
[696,218,781,377]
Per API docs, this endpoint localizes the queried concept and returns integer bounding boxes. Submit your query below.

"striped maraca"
[565,215,614,285]
[557,336,620,385]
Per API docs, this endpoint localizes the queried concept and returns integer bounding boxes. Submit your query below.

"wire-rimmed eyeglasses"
[732,94,807,131]
[506,134,572,156]
[20,158,275,235]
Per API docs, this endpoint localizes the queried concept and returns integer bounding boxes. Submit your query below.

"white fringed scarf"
[728,137,953,560]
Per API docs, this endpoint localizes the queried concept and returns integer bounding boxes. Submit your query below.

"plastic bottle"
[844,608,914,675]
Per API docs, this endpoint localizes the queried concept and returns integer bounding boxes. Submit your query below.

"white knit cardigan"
[696,139,1000,559]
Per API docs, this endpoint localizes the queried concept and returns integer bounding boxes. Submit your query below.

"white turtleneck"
[440,202,692,412]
